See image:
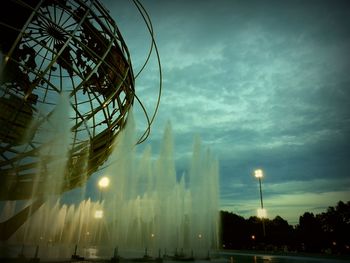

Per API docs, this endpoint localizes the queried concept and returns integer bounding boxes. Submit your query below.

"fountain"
[1,111,220,260]
[0,1,219,259]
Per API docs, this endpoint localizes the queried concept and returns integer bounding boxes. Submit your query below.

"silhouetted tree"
[266,216,294,248]
[220,200,350,254]
[221,211,250,249]
[296,212,325,252]
[247,216,265,242]
[317,201,350,254]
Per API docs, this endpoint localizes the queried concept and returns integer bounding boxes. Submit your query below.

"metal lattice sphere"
[0,0,135,200]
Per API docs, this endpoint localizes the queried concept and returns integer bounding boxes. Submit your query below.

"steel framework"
[0,0,136,200]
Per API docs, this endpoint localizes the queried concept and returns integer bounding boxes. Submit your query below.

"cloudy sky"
[95,0,350,225]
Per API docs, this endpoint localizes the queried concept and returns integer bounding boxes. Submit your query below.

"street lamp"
[94,209,104,219]
[254,169,266,237]
[198,233,203,256]
[98,176,110,202]
[94,209,104,244]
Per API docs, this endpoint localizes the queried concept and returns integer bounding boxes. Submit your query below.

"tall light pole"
[254,169,266,237]
[98,176,110,202]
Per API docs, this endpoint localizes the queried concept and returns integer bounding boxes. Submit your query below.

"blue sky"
[85,0,350,225]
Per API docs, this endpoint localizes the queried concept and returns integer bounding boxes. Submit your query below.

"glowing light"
[257,208,267,218]
[98,176,110,188]
[254,169,263,178]
[94,210,103,218]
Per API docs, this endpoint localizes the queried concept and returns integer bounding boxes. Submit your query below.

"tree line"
[220,200,350,255]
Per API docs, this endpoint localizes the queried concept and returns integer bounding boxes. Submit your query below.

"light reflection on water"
[1,246,348,263]
[217,253,348,263]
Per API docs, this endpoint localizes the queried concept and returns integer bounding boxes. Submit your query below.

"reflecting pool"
[219,252,349,263]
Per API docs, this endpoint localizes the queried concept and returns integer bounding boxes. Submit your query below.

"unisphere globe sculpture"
[0,0,137,201]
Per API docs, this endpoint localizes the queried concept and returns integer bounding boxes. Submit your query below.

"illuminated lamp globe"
[98,176,110,189]
[254,169,264,178]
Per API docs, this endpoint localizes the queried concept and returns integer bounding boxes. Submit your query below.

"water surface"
[219,252,348,263]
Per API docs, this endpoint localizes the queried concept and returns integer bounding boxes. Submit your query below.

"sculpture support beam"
[0,198,44,241]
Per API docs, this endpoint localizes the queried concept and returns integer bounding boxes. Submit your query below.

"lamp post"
[254,169,266,237]
[96,177,109,244]
[150,233,155,257]
[98,176,110,202]
[198,233,203,258]
[94,209,104,244]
